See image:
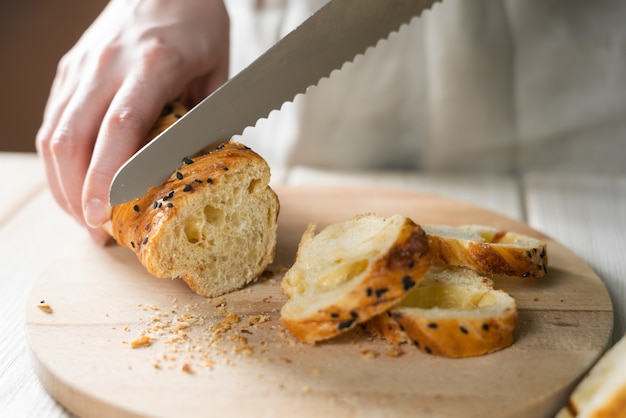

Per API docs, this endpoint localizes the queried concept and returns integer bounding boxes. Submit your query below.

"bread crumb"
[385,347,405,357]
[181,363,193,373]
[361,349,380,359]
[37,300,53,314]
[130,335,152,348]
[224,313,239,324]
[248,314,270,325]
[233,346,254,357]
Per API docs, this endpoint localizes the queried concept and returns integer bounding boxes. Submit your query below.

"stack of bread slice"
[280,214,549,358]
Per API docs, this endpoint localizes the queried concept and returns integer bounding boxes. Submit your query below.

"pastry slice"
[423,224,548,278]
[280,214,431,344]
[368,266,517,358]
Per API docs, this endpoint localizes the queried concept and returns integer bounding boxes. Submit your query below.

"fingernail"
[84,198,111,228]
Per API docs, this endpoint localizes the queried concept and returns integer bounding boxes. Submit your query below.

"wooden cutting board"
[25,186,613,418]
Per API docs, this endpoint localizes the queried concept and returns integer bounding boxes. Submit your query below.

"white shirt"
[225,0,626,174]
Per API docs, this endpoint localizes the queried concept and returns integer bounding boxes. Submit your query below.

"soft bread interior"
[561,333,626,417]
[149,159,278,297]
[281,214,411,318]
[396,266,514,319]
[423,224,538,246]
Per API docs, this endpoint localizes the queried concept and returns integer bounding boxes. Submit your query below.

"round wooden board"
[25,186,613,418]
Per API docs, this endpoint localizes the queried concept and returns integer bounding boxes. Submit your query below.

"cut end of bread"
[280,214,431,344]
[110,142,279,298]
[380,266,517,358]
[557,333,626,418]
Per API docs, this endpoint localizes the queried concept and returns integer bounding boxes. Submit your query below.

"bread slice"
[423,224,548,278]
[280,214,431,344]
[556,333,626,418]
[367,266,517,358]
[109,141,279,298]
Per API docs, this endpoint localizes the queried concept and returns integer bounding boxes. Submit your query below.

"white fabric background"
[225,0,626,174]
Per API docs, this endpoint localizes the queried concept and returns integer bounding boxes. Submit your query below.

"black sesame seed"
[413,339,420,347]
[338,319,355,330]
[223,166,229,171]
[153,201,159,209]
[133,204,140,212]
[533,248,538,254]
[173,113,182,118]
[366,287,373,297]
[130,241,135,248]
[538,265,543,271]
[143,237,148,245]
[526,251,532,258]
[408,260,415,269]
[167,203,174,208]
[194,179,203,184]
[215,144,225,151]
[350,311,358,319]
[427,322,438,329]
[207,178,213,184]
[183,184,193,192]
[375,287,389,298]
[163,191,174,201]
[460,326,468,334]
[330,312,339,318]
[176,172,183,180]
[522,272,531,278]
[482,323,490,331]
[424,346,432,354]
[398,324,405,331]
[402,275,416,291]
[540,248,546,258]
[161,104,173,116]
[183,157,194,165]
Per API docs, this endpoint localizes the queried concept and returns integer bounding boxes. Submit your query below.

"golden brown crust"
[367,267,517,358]
[145,100,188,141]
[111,143,266,257]
[391,306,516,358]
[281,217,431,344]
[362,311,409,345]
[425,225,548,279]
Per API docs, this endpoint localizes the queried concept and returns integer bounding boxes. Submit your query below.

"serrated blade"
[109,0,438,205]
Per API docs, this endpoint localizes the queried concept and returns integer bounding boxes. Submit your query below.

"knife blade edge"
[110,0,440,206]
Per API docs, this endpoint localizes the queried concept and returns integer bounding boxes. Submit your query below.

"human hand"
[36,0,230,244]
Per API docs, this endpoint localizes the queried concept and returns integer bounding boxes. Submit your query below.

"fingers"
[36,0,232,244]
[82,47,190,229]
[37,47,120,224]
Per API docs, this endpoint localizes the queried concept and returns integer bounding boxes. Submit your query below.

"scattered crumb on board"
[37,300,53,314]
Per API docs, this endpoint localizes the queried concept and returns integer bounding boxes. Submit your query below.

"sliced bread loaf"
[108,103,279,297]
[280,214,431,344]
[423,224,548,278]
[556,333,626,418]
[367,266,517,358]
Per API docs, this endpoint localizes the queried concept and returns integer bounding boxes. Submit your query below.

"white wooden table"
[1,153,624,417]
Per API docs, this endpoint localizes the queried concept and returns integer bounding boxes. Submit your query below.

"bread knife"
[109,0,440,206]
